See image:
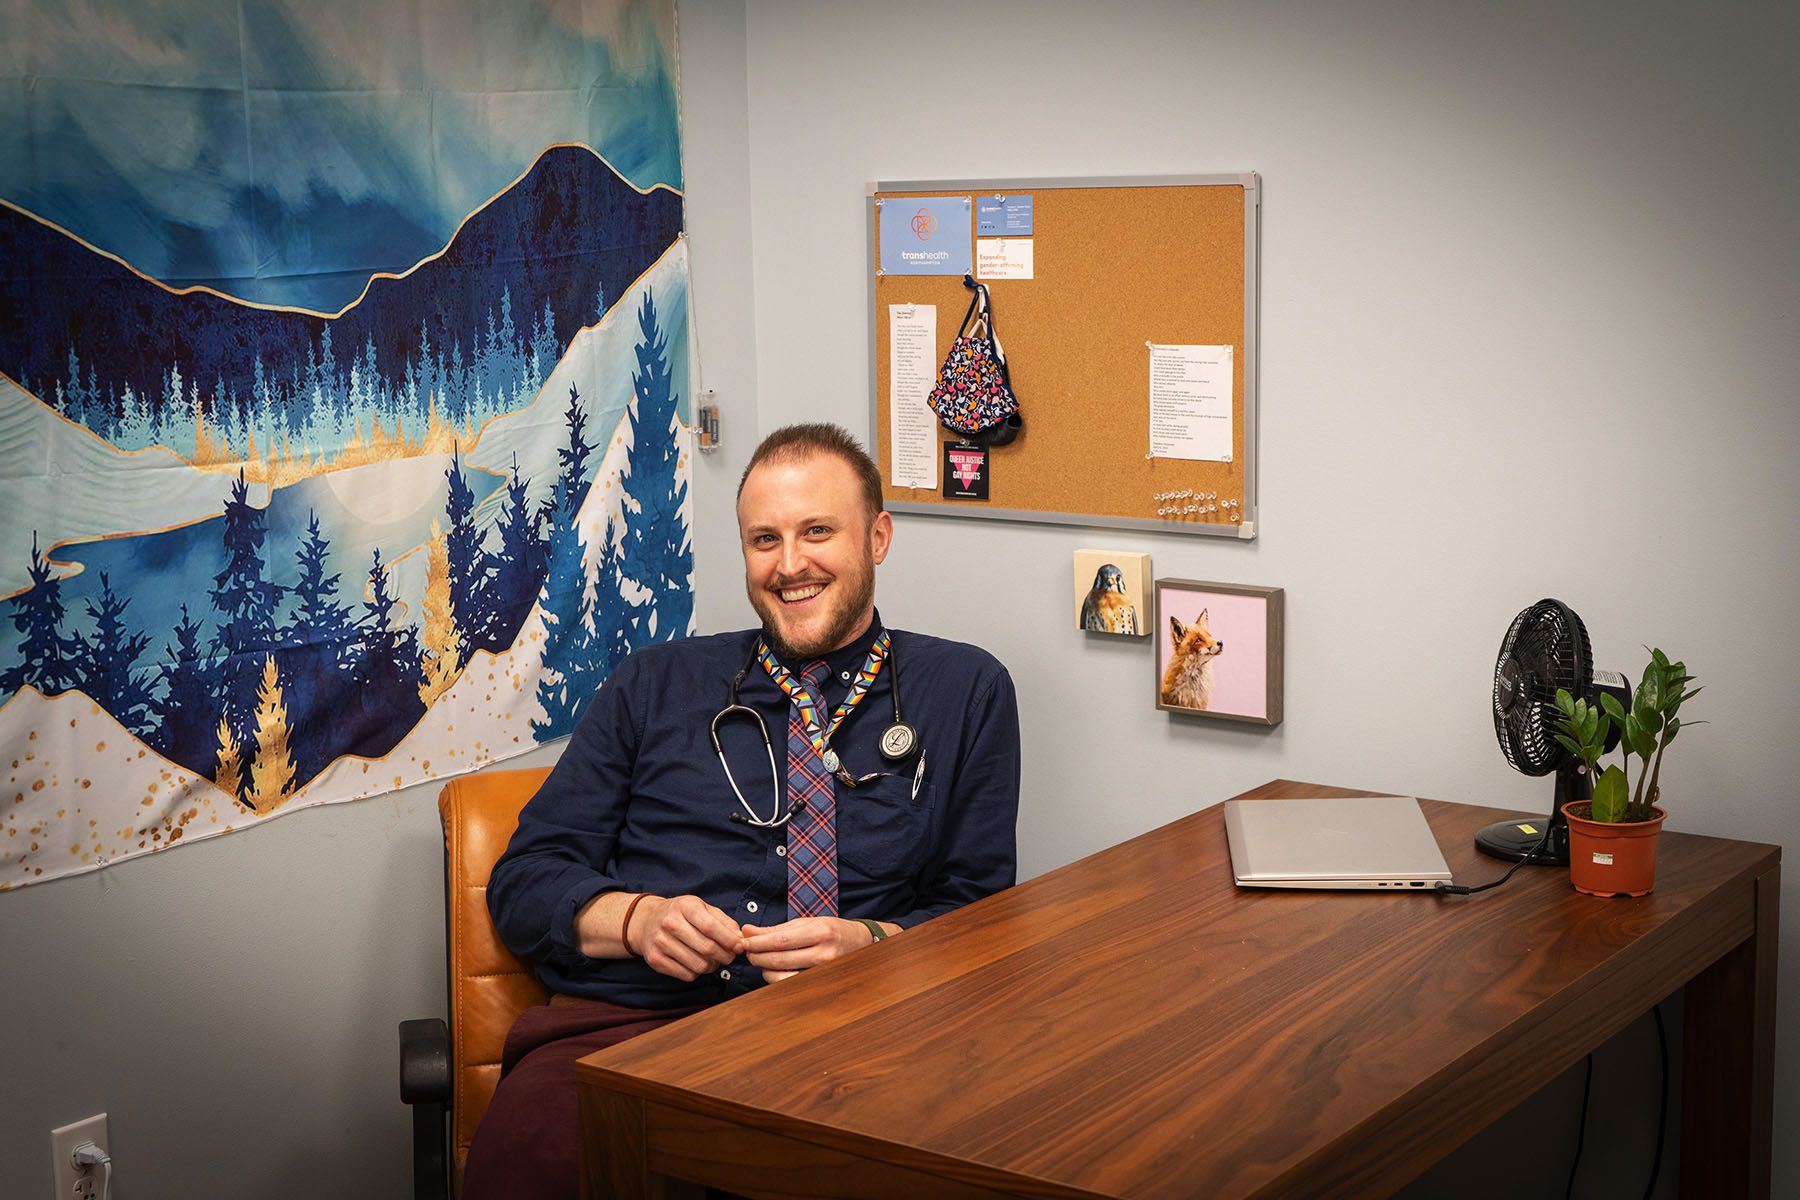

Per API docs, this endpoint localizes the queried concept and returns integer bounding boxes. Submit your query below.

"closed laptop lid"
[1224,795,1452,890]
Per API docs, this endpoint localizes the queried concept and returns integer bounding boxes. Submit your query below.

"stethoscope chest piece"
[879,721,919,763]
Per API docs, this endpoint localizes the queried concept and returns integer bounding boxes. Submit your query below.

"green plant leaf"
[1592,766,1629,822]
[1665,716,1680,744]
[1651,647,1670,669]
[1555,687,1576,714]
[1599,692,1626,723]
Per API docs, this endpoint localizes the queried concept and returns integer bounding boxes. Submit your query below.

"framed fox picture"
[1153,579,1283,725]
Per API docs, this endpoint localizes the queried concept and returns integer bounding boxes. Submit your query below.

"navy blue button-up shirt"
[487,617,1021,1009]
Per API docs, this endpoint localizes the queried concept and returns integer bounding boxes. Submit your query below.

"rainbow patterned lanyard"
[758,631,891,779]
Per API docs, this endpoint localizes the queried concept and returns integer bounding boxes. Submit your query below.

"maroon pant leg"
[461,998,700,1200]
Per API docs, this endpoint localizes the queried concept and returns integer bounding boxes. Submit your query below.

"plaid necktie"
[785,660,838,918]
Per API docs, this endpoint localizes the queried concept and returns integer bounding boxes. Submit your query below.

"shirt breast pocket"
[836,773,934,891]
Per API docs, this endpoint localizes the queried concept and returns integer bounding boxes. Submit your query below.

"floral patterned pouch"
[926,276,1022,446]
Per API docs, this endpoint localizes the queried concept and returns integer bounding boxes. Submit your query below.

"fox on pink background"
[1153,580,1284,726]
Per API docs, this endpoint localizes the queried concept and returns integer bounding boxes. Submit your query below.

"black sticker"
[943,442,990,500]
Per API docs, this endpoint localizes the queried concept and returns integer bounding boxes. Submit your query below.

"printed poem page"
[1148,343,1232,461]
[889,304,939,488]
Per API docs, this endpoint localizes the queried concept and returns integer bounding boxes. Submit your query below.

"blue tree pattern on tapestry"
[0,0,694,888]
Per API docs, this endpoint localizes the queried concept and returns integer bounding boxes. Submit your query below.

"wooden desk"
[577,780,1780,1199]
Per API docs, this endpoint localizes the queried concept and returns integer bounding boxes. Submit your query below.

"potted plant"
[1552,648,1700,897]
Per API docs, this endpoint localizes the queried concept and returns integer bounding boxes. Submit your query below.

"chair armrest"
[399,1018,452,1105]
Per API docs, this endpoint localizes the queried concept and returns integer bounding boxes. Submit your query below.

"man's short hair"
[738,423,885,519]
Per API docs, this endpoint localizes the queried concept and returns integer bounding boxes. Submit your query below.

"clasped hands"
[620,894,880,983]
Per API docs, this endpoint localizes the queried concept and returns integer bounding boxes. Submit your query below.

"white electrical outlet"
[50,1113,108,1200]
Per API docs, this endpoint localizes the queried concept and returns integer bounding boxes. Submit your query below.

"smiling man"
[464,423,1021,1199]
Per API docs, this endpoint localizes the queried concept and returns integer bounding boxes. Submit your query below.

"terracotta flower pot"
[1562,801,1667,897]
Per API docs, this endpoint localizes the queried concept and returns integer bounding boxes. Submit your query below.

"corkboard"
[869,175,1260,538]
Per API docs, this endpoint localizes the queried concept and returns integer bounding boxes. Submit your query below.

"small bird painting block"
[1073,550,1151,637]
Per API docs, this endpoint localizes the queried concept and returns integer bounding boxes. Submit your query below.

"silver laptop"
[1224,795,1452,890]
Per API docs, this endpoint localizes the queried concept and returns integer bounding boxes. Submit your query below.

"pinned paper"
[888,304,938,488]
[1148,343,1233,462]
[975,238,1033,280]
[976,194,1034,236]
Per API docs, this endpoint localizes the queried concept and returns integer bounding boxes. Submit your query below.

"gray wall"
[737,0,1796,1196]
[4,1,1795,1196]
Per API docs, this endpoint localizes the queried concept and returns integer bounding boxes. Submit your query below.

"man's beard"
[752,555,876,661]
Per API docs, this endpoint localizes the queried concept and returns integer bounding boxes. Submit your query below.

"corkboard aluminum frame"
[868,173,1261,538]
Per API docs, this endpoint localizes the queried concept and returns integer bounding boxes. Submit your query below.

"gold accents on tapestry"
[418,519,467,706]
[245,655,297,814]
[189,397,483,486]
[212,717,243,800]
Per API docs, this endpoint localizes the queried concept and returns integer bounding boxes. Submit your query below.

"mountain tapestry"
[0,0,694,888]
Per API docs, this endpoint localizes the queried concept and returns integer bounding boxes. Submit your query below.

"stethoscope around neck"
[711,638,922,827]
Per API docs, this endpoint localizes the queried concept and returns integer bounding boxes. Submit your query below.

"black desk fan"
[1480,598,1630,865]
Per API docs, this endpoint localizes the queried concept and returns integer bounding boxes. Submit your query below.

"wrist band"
[620,893,648,956]
[857,917,889,943]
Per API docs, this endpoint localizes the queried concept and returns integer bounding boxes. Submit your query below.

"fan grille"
[1492,599,1592,776]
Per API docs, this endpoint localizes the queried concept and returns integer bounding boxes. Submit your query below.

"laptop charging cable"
[1434,824,1555,896]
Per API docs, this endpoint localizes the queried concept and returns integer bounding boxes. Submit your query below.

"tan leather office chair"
[400,767,551,1200]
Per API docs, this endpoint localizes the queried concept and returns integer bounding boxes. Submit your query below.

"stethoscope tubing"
[713,635,917,827]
